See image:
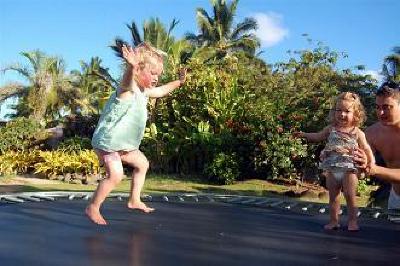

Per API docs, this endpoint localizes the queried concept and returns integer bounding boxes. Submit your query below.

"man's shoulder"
[365,122,382,135]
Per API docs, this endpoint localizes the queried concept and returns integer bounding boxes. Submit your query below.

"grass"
[0,174,375,207]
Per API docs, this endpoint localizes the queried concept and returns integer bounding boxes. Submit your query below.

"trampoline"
[0,192,399,266]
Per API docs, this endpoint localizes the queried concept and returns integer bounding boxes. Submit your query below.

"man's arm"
[370,165,400,183]
[353,148,400,183]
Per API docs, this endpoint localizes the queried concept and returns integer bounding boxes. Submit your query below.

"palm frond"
[0,83,26,102]
[127,21,143,46]
[110,38,129,58]
[231,17,258,40]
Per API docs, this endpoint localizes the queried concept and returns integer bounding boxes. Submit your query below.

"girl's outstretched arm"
[145,68,187,98]
[296,125,331,143]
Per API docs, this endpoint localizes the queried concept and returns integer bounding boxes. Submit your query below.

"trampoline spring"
[18,196,41,202]
[162,196,169,202]
[83,195,91,201]
[284,203,298,210]
[373,212,381,219]
[269,200,284,207]
[33,195,55,201]
[226,197,243,203]
[301,204,314,212]
[206,196,215,202]
[240,199,258,205]
[253,199,273,206]
[3,196,25,203]
[178,196,185,202]
[144,195,153,201]
[388,216,400,223]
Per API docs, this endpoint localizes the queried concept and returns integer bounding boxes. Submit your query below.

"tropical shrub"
[57,137,92,152]
[0,117,47,154]
[0,150,41,175]
[205,152,240,185]
[33,150,100,177]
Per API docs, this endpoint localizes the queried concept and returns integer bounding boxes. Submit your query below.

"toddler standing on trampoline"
[86,43,186,225]
[296,92,374,231]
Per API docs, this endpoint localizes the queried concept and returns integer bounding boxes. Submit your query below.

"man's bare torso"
[366,122,400,194]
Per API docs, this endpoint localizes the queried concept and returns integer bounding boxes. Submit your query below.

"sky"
[0,0,399,87]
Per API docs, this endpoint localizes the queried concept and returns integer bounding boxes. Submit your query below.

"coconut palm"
[185,0,259,59]
[2,50,73,122]
[110,17,180,58]
[70,57,116,115]
[382,46,400,83]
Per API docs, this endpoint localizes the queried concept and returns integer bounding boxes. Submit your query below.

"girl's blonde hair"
[134,42,166,73]
[329,92,366,127]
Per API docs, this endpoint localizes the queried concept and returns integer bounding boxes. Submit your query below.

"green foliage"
[63,114,99,138]
[140,42,376,184]
[255,132,308,179]
[57,137,92,152]
[205,152,240,185]
[357,178,369,195]
[0,149,100,177]
[0,117,47,154]
[33,150,100,177]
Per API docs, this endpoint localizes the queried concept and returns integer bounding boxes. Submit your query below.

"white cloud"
[359,70,384,84]
[253,12,289,47]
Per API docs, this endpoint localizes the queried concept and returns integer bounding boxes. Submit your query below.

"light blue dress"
[91,89,148,152]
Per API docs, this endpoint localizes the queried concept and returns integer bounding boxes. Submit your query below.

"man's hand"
[292,131,304,138]
[352,147,375,174]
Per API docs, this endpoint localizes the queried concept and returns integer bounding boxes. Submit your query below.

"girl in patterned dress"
[86,43,186,225]
[296,92,374,231]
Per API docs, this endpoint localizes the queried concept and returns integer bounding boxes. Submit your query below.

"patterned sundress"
[319,127,359,173]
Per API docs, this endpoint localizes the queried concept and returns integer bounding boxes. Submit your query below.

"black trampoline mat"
[0,198,399,266]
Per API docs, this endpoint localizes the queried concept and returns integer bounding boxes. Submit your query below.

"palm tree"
[185,0,259,58]
[110,17,180,58]
[70,57,116,115]
[382,46,400,83]
[2,50,71,122]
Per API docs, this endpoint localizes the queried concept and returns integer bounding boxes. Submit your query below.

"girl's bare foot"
[324,223,341,230]
[85,204,107,225]
[347,220,359,231]
[127,201,155,213]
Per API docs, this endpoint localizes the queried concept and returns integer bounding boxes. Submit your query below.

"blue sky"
[0,0,399,87]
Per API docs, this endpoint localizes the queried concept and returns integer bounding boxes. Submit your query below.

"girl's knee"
[137,159,149,172]
[108,173,123,185]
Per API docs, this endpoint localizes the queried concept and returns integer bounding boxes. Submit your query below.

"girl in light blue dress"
[86,43,187,225]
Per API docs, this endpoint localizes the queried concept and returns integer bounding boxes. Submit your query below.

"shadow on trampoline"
[0,192,399,266]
